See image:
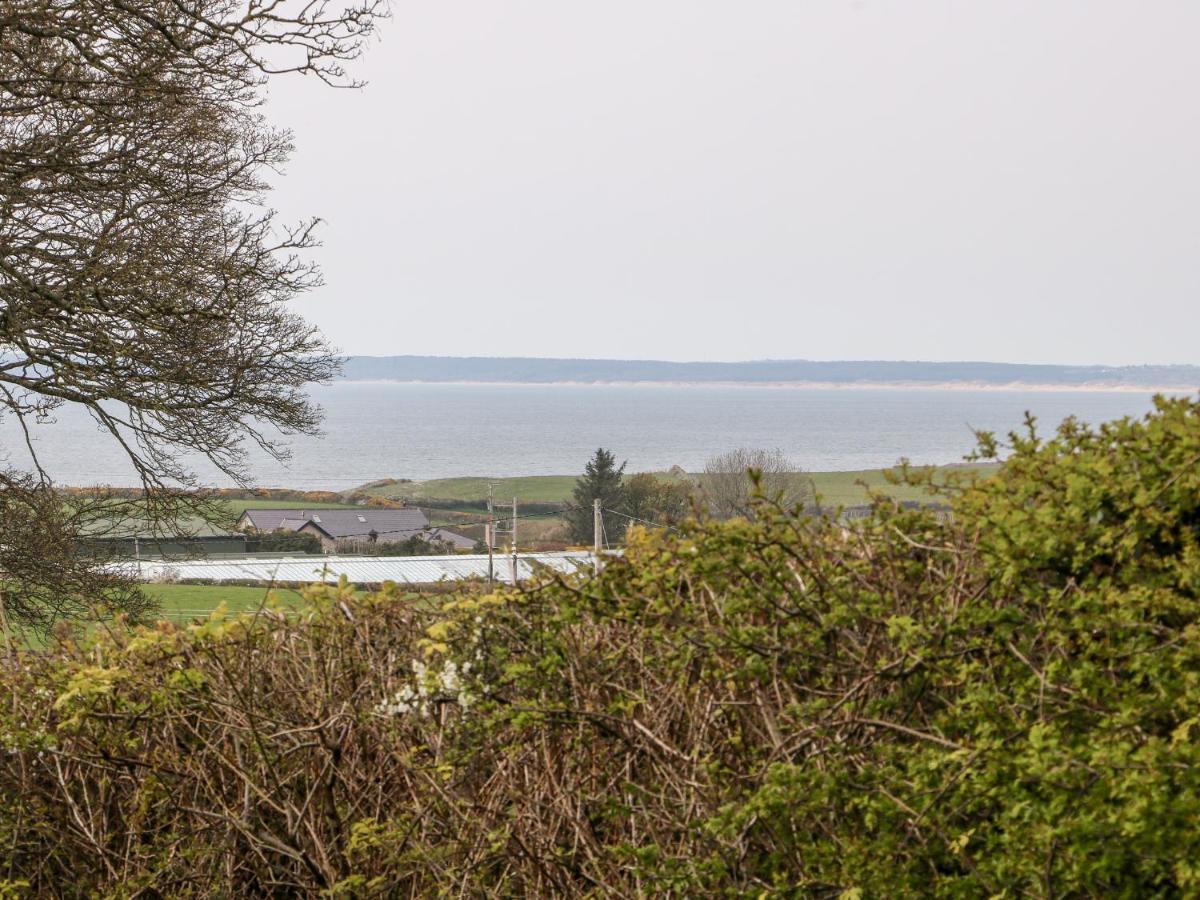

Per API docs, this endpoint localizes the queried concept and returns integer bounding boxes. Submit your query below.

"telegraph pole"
[486,482,495,589]
[510,497,518,585]
[593,498,602,575]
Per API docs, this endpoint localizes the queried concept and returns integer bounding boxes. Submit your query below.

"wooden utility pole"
[510,497,518,585]
[593,498,602,575]
[487,482,495,589]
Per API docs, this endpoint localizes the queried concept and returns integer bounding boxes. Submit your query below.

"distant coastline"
[338,355,1200,394]
[338,378,1195,394]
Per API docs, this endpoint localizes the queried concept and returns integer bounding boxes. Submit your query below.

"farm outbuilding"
[115,551,597,586]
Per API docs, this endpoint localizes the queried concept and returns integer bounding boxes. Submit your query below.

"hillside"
[341,355,1200,389]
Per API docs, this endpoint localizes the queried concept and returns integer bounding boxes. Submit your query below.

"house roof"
[425,528,477,550]
[239,507,429,537]
[296,521,475,550]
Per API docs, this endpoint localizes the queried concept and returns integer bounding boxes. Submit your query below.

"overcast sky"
[265,1,1199,366]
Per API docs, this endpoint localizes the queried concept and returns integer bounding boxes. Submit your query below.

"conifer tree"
[566,448,627,544]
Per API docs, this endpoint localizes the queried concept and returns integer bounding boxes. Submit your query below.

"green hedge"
[1,396,1198,896]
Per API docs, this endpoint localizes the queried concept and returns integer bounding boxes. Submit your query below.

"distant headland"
[339,356,1200,392]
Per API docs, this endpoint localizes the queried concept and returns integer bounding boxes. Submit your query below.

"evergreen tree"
[566,448,627,544]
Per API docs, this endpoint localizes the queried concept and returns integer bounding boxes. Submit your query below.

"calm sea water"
[0,382,1171,489]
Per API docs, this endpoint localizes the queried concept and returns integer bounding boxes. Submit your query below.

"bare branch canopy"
[0,0,386,626]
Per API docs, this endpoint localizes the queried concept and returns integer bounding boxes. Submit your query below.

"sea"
[0,382,1176,490]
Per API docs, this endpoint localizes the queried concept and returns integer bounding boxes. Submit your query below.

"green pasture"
[143,583,306,622]
[224,498,359,514]
[807,464,996,506]
[77,496,362,539]
[369,475,578,505]
[356,464,998,509]
[138,582,441,624]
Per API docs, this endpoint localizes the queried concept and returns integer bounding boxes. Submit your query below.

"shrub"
[248,529,324,554]
[346,535,455,556]
[1,397,1198,895]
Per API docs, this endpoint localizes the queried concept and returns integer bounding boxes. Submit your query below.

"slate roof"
[297,522,475,550]
[239,507,429,536]
[425,527,477,551]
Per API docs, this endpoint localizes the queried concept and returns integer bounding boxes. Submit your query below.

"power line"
[433,504,681,535]
[602,507,682,534]
[430,506,587,527]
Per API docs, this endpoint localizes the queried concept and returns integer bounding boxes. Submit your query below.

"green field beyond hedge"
[357,463,995,509]
[142,584,305,621]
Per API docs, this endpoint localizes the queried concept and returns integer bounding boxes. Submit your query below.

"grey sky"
[266,1,1199,366]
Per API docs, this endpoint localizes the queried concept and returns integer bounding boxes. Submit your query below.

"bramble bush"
[0,397,1197,896]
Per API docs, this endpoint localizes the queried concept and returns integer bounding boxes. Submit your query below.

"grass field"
[143,583,306,622]
[80,497,364,538]
[358,464,998,509]
[369,476,579,505]
[136,583,440,625]
[223,498,359,514]
[808,465,996,506]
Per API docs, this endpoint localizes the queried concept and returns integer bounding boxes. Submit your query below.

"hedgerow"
[1,396,1197,896]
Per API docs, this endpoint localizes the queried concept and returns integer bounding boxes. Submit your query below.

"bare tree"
[0,0,385,628]
[701,447,813,520]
